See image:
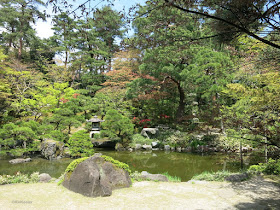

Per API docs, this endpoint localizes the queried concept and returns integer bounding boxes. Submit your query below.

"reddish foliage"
[160,114,170,119]
[59,97,69,103]
[73,93,80,98]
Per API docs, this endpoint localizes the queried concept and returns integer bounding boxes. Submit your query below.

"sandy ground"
[0,177,280,210]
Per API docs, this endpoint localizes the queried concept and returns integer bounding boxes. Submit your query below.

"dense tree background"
[0,0,279,156]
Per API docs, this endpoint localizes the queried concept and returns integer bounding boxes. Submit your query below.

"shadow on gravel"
[235,198,280,210]
[231,176,280,210]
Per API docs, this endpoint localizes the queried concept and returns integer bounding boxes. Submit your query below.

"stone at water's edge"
[39,173,52,183]
[135,144,142,150]
[141,128,159,139]
[164,145,171,151]
[62,154,132,197]
[9,158,32,164]
[115,143,125,151]
[142,144,152,150]
[140,171,168,182]
[225,173,249,182]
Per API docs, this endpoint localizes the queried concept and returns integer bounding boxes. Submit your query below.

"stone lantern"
[87,115,104,138]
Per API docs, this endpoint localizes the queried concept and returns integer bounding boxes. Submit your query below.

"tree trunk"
[107,40,113,72]
[240,140,243,169]
[108,57,112,72]
[18,5,25,60]
[176,83,185,121]
[163,76,185,121]
[65,51,68,68]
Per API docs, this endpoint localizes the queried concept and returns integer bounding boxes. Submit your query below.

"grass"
[263,174,280,186]
[191,170,233,181]
[0,172,40,185]
[162,172,181,182]
[130,171,181,182]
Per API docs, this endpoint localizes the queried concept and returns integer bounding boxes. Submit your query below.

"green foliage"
[0,0,46,59]
[162,172,181,182]
[101,109,134,141]
[101,155,131,174]
[67,130,94,157]
[192,170,233,181]
[0,172,40,185]
[29,172,40,183]
[89,86,135,119]
[190,139,205,150]
[248,164,265,174]
[65,157,89,173]
[129,171,143,182]
[0,122,37,150]
[166,132,193,147]
[48,130,68,142]
[130,134,153,146]
[248,159,280,175]
[156,130,194,148]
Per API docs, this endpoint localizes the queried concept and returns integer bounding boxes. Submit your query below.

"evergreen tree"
[0,0,46,60]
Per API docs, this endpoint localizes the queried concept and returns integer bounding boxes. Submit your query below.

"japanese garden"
[0,0,280,209]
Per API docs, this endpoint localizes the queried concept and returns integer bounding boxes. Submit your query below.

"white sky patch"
[34,18,54,39]
[33,0,146,39]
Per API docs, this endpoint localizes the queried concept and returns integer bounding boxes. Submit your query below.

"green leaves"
[101,109,134,141]
[67,130,94,157]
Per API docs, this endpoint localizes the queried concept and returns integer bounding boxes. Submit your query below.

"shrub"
[129,134,153,146]
[162,172,181,182]
[65,157,89,173]
[248,159,280,175]
[190,139,205,149]
[101,155,131,174]
[101,109,134,141]
[248,164,265,174]
[0,172,40,185]
[160,131,191,147]
[130,171,143,182]
[29,172,40,183]
[192,170,233,181]
[67,130,94,157]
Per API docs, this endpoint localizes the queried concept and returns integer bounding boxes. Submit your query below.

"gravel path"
[0,177,279,210]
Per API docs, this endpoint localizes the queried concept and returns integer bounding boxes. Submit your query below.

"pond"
[0,150,264,181]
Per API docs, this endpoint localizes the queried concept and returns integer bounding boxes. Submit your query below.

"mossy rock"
[62,153,131,197]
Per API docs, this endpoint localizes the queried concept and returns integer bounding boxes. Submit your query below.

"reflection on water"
[0,150,263,181]
[0,157,73,178]
[96,149,242,181]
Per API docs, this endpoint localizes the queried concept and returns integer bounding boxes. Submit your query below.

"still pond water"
[0,149,263,181]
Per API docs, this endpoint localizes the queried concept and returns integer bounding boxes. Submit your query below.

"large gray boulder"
[40,139,64,160]
[9,158,32,164]
[140,171,168,182]
[62,154,131,197]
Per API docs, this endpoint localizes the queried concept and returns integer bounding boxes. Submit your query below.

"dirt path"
[0,177,279,210]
